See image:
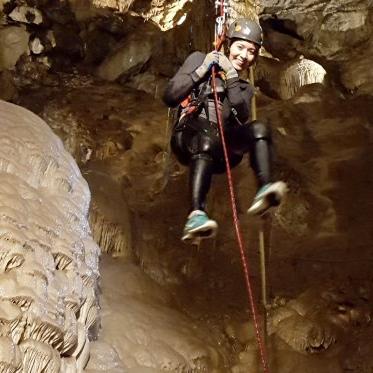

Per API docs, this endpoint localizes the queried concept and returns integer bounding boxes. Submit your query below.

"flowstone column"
[0,100,100,372]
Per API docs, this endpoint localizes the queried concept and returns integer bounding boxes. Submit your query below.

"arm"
[163,51,220,107]
[162,52,205,108]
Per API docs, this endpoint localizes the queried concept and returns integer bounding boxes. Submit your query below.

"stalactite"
[89,203,132,257]
[256,56,327,100]
[280,57,327,100]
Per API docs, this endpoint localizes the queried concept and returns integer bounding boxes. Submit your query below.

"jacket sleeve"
[225,77,254,124]
[162,52,205,108]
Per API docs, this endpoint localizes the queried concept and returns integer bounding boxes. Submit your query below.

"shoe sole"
[247,195,272,216]
[181,221,218,243]
[247,181,288,216]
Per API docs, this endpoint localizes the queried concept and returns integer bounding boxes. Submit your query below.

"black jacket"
[163,51,254,126]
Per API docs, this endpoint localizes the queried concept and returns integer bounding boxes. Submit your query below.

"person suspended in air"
[162,18,287,244]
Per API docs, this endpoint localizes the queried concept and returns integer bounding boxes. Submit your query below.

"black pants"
[171,116,273,212]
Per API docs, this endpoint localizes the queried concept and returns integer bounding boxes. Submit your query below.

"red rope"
[212,7,270,371]
[211,66,270,373]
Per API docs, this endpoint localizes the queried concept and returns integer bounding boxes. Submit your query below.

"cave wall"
[0,0,372,371]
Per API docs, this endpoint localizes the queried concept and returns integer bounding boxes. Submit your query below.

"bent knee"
[171,132,190,165]
[190,133,221,157]
[251,120,271,141]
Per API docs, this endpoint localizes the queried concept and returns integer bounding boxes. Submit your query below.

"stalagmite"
[0,100,100,371]
[268,284,372,355]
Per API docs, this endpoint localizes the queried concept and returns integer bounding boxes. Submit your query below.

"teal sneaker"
[181,210,218,243]
[247,181,288,216]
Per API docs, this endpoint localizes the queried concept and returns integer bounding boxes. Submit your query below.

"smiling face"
[228,39,259,71]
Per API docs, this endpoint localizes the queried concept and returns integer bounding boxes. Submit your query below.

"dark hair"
[228,38,260,50]
[228,37,241,47]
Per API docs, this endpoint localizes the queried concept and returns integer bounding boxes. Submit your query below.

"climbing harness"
[178,71,227,124]
[211,2,270,372]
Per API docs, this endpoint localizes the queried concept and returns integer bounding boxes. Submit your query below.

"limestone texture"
[0,100,100,371]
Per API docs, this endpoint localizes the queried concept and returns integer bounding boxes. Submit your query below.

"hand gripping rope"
[211,2,270,372]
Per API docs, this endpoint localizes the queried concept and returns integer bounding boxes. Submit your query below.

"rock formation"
[0,0,372,371]
[0,100,100,371]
